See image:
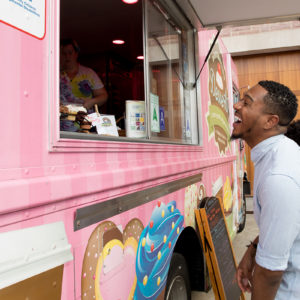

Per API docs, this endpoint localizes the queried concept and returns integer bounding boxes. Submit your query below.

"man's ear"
[264,114,280,129]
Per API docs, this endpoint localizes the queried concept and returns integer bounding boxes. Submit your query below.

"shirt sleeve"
[87,67,104,90]
[255,174,300,271]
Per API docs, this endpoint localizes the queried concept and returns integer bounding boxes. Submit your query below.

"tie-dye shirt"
[60,64,104,107]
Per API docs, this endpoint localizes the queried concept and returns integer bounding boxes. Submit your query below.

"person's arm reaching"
[83,87,108,110]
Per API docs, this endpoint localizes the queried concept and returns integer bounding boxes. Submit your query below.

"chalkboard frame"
[195,196,245,300]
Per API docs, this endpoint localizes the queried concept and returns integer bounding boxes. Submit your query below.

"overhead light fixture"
[122,0,138,4]
[112,39,125,45]
[137,55,144,60]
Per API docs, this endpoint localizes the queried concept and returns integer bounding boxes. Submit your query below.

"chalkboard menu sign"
[195,197,245,300]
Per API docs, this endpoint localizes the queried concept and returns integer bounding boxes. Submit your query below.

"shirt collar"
[251,134,284,165]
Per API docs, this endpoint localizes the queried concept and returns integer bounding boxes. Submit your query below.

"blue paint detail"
[134,201,184,299]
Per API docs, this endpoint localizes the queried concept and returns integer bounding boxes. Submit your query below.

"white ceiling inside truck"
[188,0,300,27]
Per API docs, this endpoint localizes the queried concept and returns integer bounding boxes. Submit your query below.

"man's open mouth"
[234,116,242,124]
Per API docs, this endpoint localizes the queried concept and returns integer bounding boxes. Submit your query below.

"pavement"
[192,196,258,300]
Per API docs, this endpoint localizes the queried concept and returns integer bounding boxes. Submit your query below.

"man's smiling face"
[231,84,270,147]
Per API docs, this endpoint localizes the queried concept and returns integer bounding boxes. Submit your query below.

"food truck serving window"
[59,0,199,145]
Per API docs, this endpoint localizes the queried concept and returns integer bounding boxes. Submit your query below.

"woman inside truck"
[60,38,108,114]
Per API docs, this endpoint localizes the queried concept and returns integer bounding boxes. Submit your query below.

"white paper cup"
[125,100,146,138]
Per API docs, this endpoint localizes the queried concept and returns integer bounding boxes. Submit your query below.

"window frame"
[49,0,202,152]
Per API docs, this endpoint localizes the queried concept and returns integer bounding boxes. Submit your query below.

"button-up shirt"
[252,134,300,299]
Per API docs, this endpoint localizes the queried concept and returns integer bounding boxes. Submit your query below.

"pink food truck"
[0,0,270,299]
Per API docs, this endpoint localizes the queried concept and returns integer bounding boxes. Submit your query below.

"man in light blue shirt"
[232,80,300,300]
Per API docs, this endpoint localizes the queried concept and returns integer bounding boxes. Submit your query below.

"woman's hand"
[83,87,108,110]
[83,98,95,110]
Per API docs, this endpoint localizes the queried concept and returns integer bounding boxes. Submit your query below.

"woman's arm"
[83,87,108,110]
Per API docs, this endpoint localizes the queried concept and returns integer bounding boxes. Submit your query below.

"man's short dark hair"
[60,38,80,53]
[258,80,298,126]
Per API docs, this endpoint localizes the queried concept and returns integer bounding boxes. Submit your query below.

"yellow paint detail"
[158,251,161,260]
[95,237,138,300]
[157,277,161,286]
[143,275,148,286]
[223,176,233,211]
